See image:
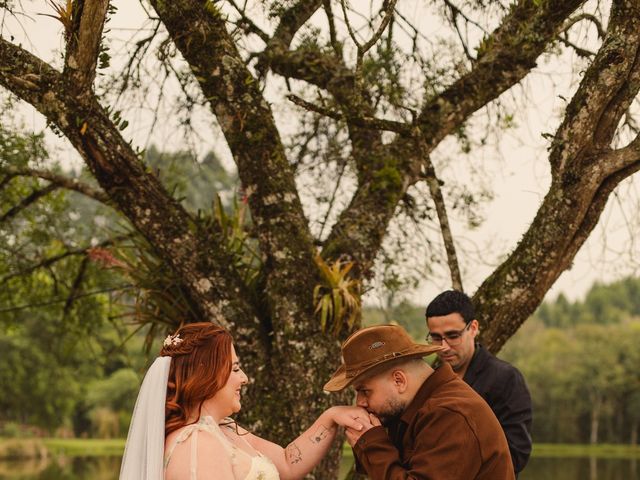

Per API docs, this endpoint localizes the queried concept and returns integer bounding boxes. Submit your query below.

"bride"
[119,322,367,480]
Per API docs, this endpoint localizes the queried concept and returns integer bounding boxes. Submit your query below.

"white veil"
[119,356,171,480]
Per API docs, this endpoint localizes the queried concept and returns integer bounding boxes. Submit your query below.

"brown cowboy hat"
[323,324,444,392]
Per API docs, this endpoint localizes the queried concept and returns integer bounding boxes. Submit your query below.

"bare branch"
[0,234,132,285]
[340,0,398,88]
[443,0,488,35]
[323,0,342,57]
[558,34,596,58]
[287,93,411,134]
[360,0,398,54]
[562,12,606,38]
[446,2,476,62]
[317,159,348,240]
[0,183,58,223]
[227,0,270,42]
[114,20,162,98]
[339,0,361,49]
[421,158,463,292]
[62,255,89,318]
[1,166,110,203]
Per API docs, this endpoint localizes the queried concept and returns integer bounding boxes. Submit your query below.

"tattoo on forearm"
[310,425,330,444]
[286,442,302,464]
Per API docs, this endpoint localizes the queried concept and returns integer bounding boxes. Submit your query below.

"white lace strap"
[204,418,235,454]
[190,428,198,480]
[164,424,197,469]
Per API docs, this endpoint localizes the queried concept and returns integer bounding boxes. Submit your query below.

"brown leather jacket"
[352,363,515,480]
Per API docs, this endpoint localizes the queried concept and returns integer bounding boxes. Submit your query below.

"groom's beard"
[375,398,406,427]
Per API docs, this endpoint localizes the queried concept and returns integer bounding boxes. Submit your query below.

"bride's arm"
[245,406,370,480]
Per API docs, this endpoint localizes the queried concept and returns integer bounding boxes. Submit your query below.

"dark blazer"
[353,363,515,480]
[463,344,532,474]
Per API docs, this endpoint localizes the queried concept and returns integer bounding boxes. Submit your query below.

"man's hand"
[345,413,381,446]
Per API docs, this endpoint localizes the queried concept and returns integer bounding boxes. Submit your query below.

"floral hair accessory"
[164,333,183,347]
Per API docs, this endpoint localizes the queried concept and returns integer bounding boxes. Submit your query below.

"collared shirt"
[463,344,532,474]
[353,363,515,480]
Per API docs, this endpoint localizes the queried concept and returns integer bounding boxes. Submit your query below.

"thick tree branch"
[602,134,640,174]
[0,37,258,331]
[416,0,586,152]
[474,0,640,352]
[271,0,322,48]
[267,45,354,93]
[149,0,318,304]
[321,139,417,274]
[146,6,340,438]
[255,0,323,76]
[322,0,585,278]
[63,0,110,96]
[550,0,640,177]
[287,93,411,134]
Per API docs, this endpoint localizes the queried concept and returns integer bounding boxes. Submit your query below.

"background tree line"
[0,120,234,438]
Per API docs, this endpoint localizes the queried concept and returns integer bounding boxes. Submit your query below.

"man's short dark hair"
[425,290,475,324]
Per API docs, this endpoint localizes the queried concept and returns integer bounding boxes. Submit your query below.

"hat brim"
[323,344,443,392]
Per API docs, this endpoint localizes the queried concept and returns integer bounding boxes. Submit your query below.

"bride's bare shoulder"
[164,424,235,480]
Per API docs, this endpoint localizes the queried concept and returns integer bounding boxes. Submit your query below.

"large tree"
[2,0,640,477]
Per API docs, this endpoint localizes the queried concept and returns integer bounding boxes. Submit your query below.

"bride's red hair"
[160,322,233,437]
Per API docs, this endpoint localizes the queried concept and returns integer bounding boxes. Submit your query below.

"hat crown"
[343,325,415,366]
[323,324,443,392]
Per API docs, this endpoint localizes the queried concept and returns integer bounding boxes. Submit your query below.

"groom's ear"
[390,369,409,394]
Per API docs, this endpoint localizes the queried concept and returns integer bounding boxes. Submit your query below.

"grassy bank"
[0,438,125,459]
[2,438,639,460]
[532,443,640,458]
[42,438,125,456]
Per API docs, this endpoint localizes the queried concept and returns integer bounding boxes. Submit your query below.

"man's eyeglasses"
[426,322,472,345]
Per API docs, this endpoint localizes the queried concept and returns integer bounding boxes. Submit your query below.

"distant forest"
[2,276,640,445]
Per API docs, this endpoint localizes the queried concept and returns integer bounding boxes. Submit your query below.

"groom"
[324,324,514,480]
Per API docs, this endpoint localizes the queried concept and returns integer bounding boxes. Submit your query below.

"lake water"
[0,455,638,479]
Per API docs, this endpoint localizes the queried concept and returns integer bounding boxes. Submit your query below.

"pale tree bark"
[2,0,640,478]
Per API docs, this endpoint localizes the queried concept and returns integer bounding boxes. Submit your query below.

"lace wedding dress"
[164,416,280,480]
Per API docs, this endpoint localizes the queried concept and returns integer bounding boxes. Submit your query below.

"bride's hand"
[327,406,370,431]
